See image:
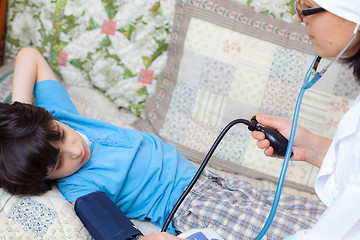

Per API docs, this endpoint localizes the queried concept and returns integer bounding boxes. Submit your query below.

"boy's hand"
[12,48,60,104]
[141,233,184,240]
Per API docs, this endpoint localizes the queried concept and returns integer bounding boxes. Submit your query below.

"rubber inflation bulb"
[255,126,293,157]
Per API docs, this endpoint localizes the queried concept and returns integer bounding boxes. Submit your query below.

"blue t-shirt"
[34,80,198,233]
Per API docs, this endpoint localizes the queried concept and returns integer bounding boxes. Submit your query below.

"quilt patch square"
[183,119,219,153]
[9,198,57,238]
[170,81,197,115]
[177,49,207,87]
[220,99,258,134]
[184,18,220,58]
[192,89,228,127]
[159,107,191,145]
[297,89,331,136]
[269,47,308,85]
[213,132,249,165]
[334,67,360,99]
[199,57,235,96]
[321,95,354,138]
[229,66,268,107]
[233,35,277,74]
[259,78,299,118]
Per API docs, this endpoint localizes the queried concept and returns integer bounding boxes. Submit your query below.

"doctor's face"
[295,0,360,58]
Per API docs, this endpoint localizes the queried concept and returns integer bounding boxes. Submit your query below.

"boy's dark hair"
[0,102,61,195]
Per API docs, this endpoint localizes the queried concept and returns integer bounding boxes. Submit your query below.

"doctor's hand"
[141,232,184,240]
[251,114,331,168]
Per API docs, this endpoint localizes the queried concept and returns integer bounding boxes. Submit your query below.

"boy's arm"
[11,48,60,104]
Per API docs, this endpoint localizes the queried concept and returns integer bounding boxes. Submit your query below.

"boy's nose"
[64,144,82,159]
[71,146,82,159]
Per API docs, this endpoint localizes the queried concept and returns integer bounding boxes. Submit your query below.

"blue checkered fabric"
[173,171,326,240]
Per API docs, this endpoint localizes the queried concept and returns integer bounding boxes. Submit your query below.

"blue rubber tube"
[254,56,322,240]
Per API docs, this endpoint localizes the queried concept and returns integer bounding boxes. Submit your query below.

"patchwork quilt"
[136,0,360,188]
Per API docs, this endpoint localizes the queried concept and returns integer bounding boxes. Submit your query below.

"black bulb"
[255,125,293,157]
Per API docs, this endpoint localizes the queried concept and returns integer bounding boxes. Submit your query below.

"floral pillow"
[6,0,175,117]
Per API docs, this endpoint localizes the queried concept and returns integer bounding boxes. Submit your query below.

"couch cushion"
[135,0,360,190]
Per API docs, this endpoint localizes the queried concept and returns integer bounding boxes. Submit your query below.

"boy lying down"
[0,48,325,240]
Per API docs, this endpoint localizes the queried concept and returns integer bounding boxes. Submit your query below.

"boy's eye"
[60,129,66,141]
[54,123,66,141]
[56,156,62,170]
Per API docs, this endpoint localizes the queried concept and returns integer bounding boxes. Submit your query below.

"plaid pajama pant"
[173,170,326,240]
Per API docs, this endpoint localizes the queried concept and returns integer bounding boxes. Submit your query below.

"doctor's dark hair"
[0,102,61,195]
[342,48,360,83]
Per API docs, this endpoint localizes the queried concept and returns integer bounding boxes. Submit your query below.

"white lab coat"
[290,95,360,239]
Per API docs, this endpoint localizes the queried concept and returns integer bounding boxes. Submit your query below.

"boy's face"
[46,121,91,180]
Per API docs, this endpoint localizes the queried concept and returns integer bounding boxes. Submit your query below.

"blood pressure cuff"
[74,191,143,240]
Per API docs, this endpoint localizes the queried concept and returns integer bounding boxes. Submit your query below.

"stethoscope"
[161,23,360,239]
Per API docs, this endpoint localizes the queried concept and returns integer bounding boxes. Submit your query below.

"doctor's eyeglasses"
[294,0,326,22]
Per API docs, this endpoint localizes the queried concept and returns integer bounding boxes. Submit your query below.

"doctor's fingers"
[263,146,276,157]
[255,114,292,132]
[256,138,271,150]
[252,130,265,141]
